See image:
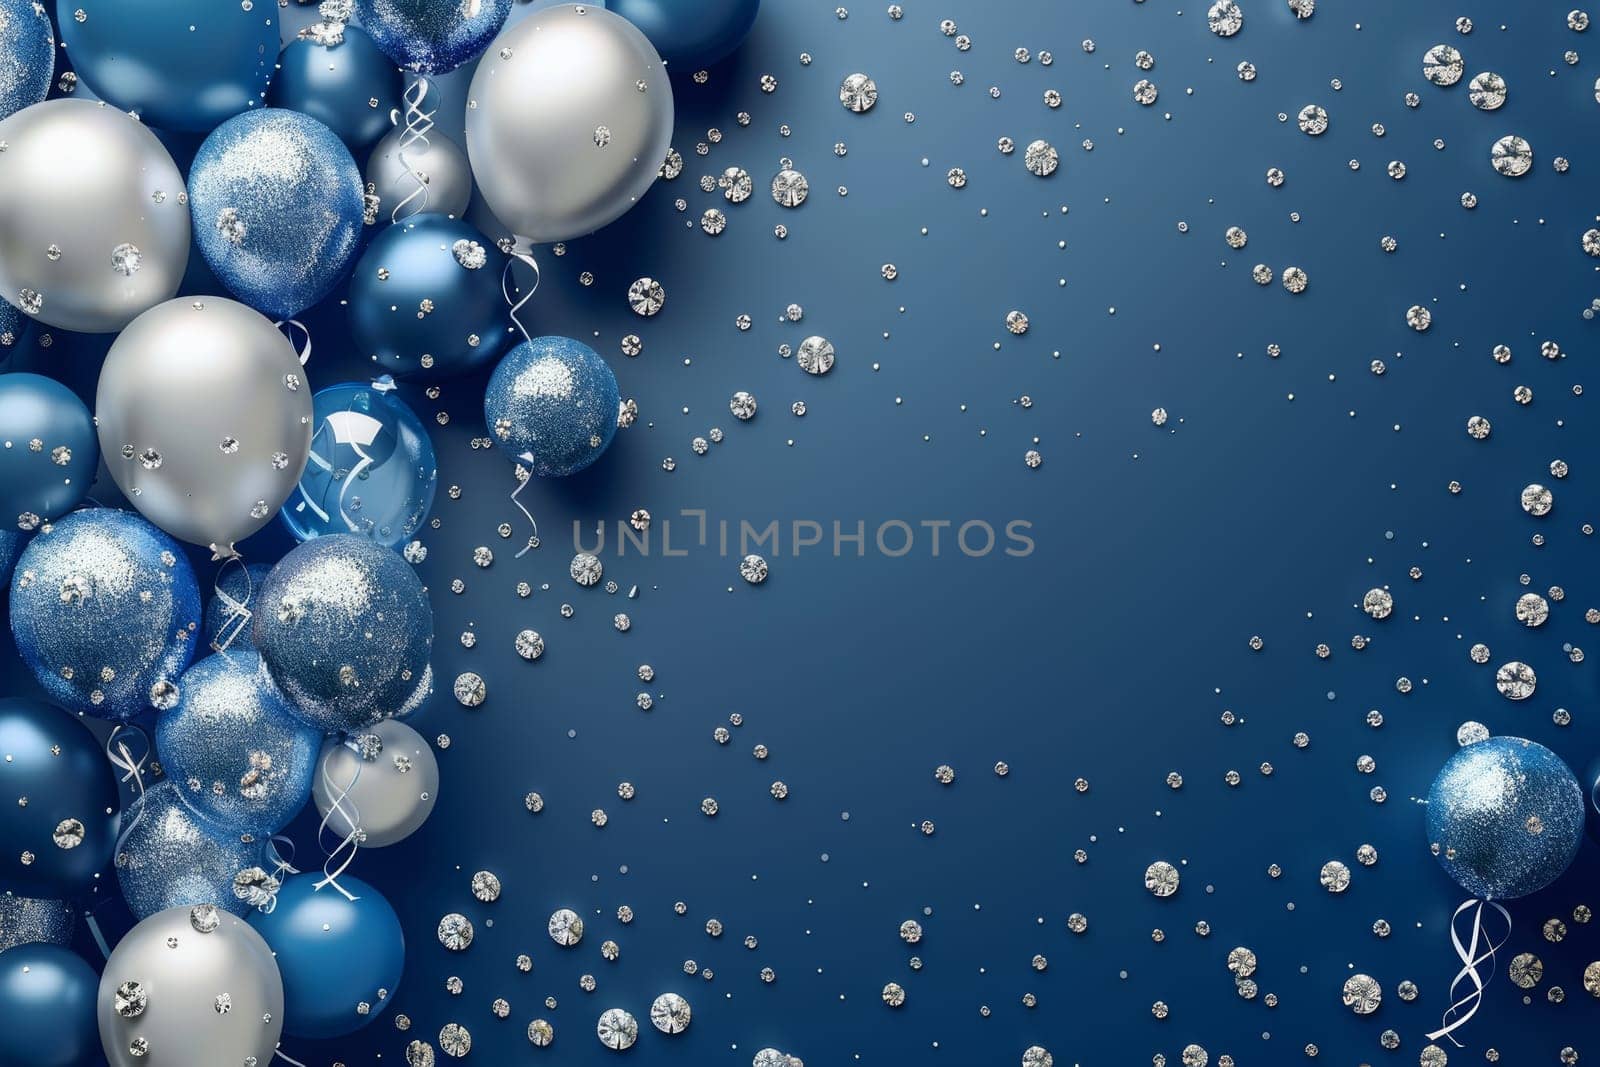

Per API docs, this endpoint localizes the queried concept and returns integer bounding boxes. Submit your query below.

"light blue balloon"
[355,0,514,75]
[485,336,621,477]
[115,781,267,921]
[0,0,52,123]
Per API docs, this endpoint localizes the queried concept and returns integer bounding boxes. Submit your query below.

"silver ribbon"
[210,555,255,653]
[274,318,313,366]
[510,458,541,559]
[107,723,151,857]
[501,242,542,344]
[389,76,435,223]
[1426,897,1512,1045]
[311,738,365,901]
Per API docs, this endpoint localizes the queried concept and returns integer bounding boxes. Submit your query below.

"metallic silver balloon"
[465,4,673,243]
[312,719,438,848]
[367,125,474,220]
[0,100,190,333]
[95,298,313,557]
[97,904,284,1067]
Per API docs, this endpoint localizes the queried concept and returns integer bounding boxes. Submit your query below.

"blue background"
[7,0,1600,1064]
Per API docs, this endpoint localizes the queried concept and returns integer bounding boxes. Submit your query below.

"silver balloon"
[98,904,284,1067]
[465,4,673,243]
[312,719,438,848]
[0,894,75,952]
[95,298,313,557]
[367,125,474,220]
[0,99,190,333]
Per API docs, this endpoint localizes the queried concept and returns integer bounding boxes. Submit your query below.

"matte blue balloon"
[156,651,321,838]
[189,109,367,320]
[268,26,404,155]
[349,216,511,380]
[9,509,201,720]
[0,697,119,899]
[57,0,276,132]
[1427,736,1584,900]
[281,379,438,548]
[607,0,760,68]
[0,944,100,1067]
[115,780,266,921]
[0,0,53,122]
[203,561,273,653]
[355,0,515,75]
[485,336,621,478]
[247,873,404,1038]
[0,373,98,529]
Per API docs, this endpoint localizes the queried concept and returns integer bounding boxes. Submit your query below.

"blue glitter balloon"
[607,0,761,68]
[9,509,201,720]
[0,373,99,529]
[156,651,321,839]
[0,296,22,353]
[0,944,100,1067]
[268,26,404,155]
[0,895,75,953]
[0,0,53,123]
[349,217,512,380]
[57,0,275,133]
[0,698,119,900]
[355,0,515,75]
[115,780,267,921]
[1426,736,1584,900]
[281,379,438,549]
[247,873,405,1039]
[485,336,621,478]
[254,535,434,733]
[0,528,27,590]
[203,561,273,653]
[189,109,367,320]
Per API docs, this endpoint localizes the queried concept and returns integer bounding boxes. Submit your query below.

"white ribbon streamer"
[510,458,541,559]
[274,318,313,366]
[389,77,435,223]
[1426,897,1512,1046]
[106,724,151,857]
[311,741,365,901]
[209,555,255,653]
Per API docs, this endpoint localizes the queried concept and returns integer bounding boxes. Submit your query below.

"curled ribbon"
[389,76,435,223]
[106,724,151,857]
[274,319,313,366]
[501,243,542,344]
[1426,897,1512,1046]
[510,457,541,559]
[210,555,255,653]
[311,740,365,901]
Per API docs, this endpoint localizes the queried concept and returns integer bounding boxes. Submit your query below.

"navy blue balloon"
[247,873,405,1038]
[203,561,273,653]
[0,698,119,899]
[0,528,26,589]
[281,379,438,548]
[607,0,760,68]
[485,336,621,478]
[189,109,366,320]
[0,944,99,1067]
[0,296,23,352]
[355,0,514,74]
[268,26,404,155]
[349,216,511,380]
[0,0,53,122]
[57,0,276,132]
[0,372,98,529]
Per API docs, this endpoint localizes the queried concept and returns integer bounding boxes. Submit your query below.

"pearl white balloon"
[0,99,190,333]
[312,719,438,848]
[366,126,474,220]
[465,4,673,243]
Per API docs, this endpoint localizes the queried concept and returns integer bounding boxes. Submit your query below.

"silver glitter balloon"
[97,905,284,1067]
[95,298,313,557]
[311,719,439,847]
[0,894,75,953]
[115,781,266,921]
[367,126,474,220]
[0,100,191,333]
[465,4,674,243]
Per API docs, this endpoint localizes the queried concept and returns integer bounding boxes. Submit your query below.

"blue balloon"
[156,651,321,838]
[0,296,22,353]
[0,698,119,899]
[115,780,267,921]
[1427,736,1584,900]
[0,895,75,953]
[281,379,438,549]
[247,873,404,1038]
[57,0,275,132]
[349,216,511,380]
[189,109,367,320]
[355,0,514,75]
[0,373,98,529]
[0,944,99,1067]
[485,335,621,477]
[607,0,760,68]
[202,561,273,653]
[0,0,53,122]
[9,509,201,720]
[268,26,404,155]
[0,528,27,590]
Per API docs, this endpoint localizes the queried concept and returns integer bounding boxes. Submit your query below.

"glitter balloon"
[0,0,52,122]
[114,781,266,921]
[268,25,404,155]
[254,535,434,733]
[0,372,98,531]
[355,0,514,74]
[0,943,99,1067]
[366,127,475,221]
[0,895,75,953]
[485,336,621,478]
[9,509,200,720]
[0,529,25,590]
[311,719,438,848]
[202,562,273,653]
[1426,736,1583,900]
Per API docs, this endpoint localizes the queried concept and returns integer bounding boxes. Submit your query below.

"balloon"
[0,0,53,122]
[466,4,674,243]
[355,0,514,75]
[98,905,284,1067]
[0,944,99,1067]
[246,873,404,1038]
[202,562,273,653]
[0,529,24,589]
[155,652,321,839]
[255,535,434,733]
[348,216,511,380]
[1427,735,1584,900]
[0,295,22,350]
[95,297,314,556]
[367,127,474,220]
[0,895,75,953]
[9,509,200,720]
[312,720,438,848]
[0,100,191,333]
[486,335,621,477]
[0,698,118,899]
[57,0,275,133]
[188,109,367,320]
[268,26,404,155]
[114,782,268,921]
[607,0,761,68]
[0,373,98,531]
